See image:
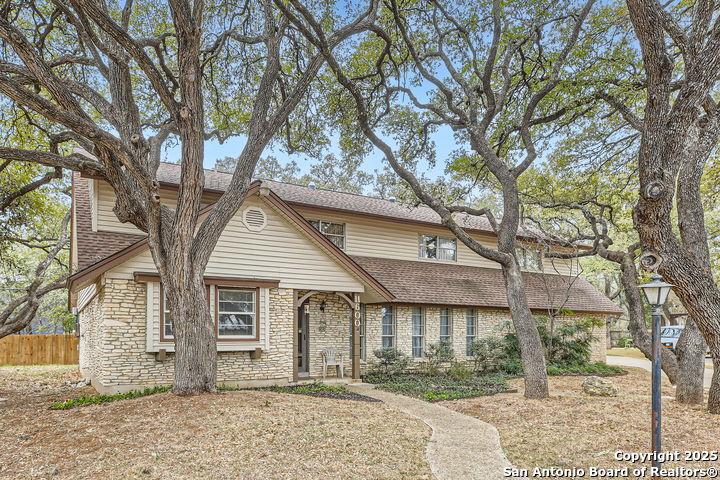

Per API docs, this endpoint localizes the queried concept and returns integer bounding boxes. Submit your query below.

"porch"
[293,290,362,382]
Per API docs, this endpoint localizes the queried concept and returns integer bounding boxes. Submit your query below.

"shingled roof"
[72,173,144,271]
[151,162,537,236]
[352,256,622,314]
[72,166,618,315]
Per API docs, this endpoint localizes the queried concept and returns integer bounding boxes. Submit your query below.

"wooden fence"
[0,334,79,365]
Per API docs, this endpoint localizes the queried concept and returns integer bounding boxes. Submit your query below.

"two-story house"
[68,163,621,393]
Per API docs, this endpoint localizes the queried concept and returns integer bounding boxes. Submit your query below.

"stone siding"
[78,278,608,392]
[299,291,353,378]
[78,278,295,393]
[361,306,606,368]
[78,289,103,381]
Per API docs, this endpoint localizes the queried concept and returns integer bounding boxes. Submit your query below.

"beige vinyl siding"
[95,181,186,235]
[107,196,365,293]
[292,205,576,275]
[89,179,98,231]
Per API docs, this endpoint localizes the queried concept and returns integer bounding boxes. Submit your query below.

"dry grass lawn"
[446,368,720,473]
[0,366,432,480]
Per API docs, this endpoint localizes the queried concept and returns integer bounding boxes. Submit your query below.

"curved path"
[349,383,513,480]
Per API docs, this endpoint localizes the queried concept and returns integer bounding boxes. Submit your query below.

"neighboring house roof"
[352,256,623,315]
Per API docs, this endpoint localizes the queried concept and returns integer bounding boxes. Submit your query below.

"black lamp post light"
[638,273,674,475]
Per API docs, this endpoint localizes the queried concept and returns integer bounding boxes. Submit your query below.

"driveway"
[607,355,714,388]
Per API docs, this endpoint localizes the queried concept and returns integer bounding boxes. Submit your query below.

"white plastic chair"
[321,348,344,379]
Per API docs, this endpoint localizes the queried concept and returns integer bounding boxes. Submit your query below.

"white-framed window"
[310,220,345,249]
[466,308,477,356]
[381,306,395,348]
[161,288,173,340]
[516,246,542,272]
[412,307,425,358]
[419,234,457,261]
[217,288,257,338]
[440,308,452,342]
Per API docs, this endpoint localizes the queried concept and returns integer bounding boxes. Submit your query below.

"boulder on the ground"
[582,376,618,397]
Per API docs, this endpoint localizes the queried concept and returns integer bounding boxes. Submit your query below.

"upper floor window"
[516,247,542,272]
[419,235,457,261]
[310,220,345,249]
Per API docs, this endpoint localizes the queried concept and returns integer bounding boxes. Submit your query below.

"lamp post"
[638,273,674,476]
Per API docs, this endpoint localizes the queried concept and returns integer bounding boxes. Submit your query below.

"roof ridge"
[158,160,440,211]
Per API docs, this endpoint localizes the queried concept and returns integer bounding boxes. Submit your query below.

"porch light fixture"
[637,272,674,476]
[319,300,326,312]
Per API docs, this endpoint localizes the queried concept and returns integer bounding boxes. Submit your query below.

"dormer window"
[419,235,457,261]
[309,220,345,249]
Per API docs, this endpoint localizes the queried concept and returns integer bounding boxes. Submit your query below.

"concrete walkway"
[607,355,714,388]
[349,383,512,480]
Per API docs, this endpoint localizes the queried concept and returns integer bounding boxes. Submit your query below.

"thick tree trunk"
[503,263,549,399]
[164,275,217,394]
[675,318,706,405]
[711,356,720,413]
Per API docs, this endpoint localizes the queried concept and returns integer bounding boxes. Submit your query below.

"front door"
[297,301,310,375]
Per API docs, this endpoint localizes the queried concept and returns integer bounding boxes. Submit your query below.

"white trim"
[90,179,98,232]
[216,286,257,339]
[145,282,154,352]
[263,288,270,350]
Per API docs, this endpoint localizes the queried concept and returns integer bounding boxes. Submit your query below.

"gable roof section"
[352,256,623,315]
[148,162,532,237]
[72,172,145,270]
[68,180,394,301]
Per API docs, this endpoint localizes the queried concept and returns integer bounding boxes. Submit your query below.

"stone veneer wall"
[78,278,295,393]
[299,291,353,378]
[78,290,103,381]
[361,305,606,369]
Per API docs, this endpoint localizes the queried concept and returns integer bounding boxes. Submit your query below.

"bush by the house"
[422,339,454,375]
[470,316,625,376]
[370,347,409,377]
[617,337,634,348]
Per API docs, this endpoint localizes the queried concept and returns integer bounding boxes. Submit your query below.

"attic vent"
[243,206,267,232]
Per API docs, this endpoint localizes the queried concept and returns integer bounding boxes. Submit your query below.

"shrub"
[447,361,473,381]
[617,337,634,348]
[370,347,409,377]
[422,339,454,375]
[468,316,609,375]
[470,337,507,373]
